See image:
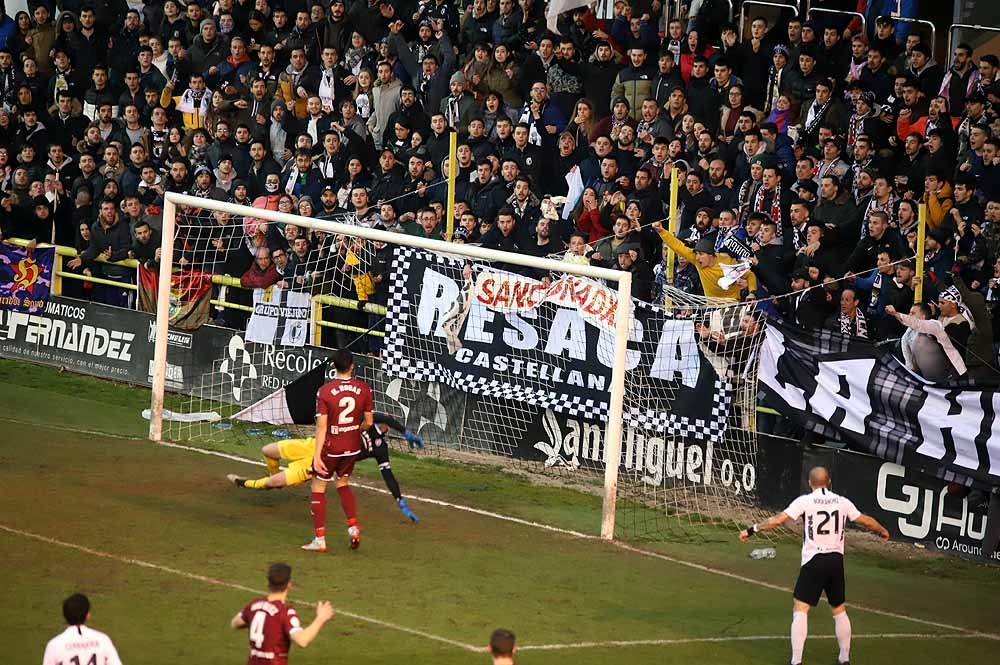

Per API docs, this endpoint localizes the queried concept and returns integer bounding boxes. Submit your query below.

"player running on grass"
[739,466,890,665]
[227,412,424,522]
[232,562,334,664]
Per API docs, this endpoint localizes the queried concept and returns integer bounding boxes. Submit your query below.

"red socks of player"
[310,492,326,539]
[337,485,358,527]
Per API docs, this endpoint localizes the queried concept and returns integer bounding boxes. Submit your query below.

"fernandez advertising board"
[0,297,149,383]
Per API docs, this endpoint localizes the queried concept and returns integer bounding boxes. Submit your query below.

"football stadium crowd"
[0,0,999,380]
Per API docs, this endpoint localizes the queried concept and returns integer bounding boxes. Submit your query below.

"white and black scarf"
[868,272,883,309]
[940,285,976,330]
[804,99,831,137]
[840,308,868,338]
[848,110,872,147]
[518,102,544,146]
[319,68,336,110]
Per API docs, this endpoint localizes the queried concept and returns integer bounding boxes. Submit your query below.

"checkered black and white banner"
[383,246,730,440]
[759,320,1000,490]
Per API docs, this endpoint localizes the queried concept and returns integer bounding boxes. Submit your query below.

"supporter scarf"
[285,63,306,89]
[804,99,830,137]
[177,88,211,117]
[752,182,782,228]
[150,127,168,160]
[865,192,898,232]
[840,308,868,338]
[869,272,882,308]
[765,66,785,114]
[319,69,336,110]
[636,119,654,139]
[940,286,976,330]
[847,110,872,147]
[738,178,761,224]
[447,95,465,129]
[284,166,307,195]
[666,39,682,61]
[518,103,543,146]
[939,66,981,102]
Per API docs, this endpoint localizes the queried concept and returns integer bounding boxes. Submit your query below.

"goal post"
[150,191,634,539]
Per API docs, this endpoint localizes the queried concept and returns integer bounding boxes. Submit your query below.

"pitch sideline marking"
[0,523,482,653]
[1,418,996,643]
[517,633,988,650]
[0,524,977,653]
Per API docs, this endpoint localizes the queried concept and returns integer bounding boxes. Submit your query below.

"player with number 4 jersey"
[738,467,889,665]
[303,349,374,552]
[232,563,334,665]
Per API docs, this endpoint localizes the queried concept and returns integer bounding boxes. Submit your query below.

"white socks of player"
[790,611,808,665]
[833,611,852,663]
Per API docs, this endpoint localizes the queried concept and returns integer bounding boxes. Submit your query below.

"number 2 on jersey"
[337,396,357,425]
[816,510,840,536]
[249,611,267,648]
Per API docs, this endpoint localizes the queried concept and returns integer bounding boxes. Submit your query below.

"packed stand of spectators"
[0,0,998,375]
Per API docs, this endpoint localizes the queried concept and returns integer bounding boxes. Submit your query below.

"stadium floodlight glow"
[150,191,634,540]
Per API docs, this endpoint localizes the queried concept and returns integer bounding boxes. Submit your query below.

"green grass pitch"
[1,360,998,664]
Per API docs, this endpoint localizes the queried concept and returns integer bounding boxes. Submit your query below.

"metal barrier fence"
[947,24,1000,67]
[890,16,936,55]
[739,1,798,42]
[1,237,385,344]
[806,7,865,37]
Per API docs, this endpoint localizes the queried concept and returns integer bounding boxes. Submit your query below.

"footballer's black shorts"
[793,552,846,607]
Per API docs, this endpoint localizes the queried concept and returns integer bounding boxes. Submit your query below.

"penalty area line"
[0,523,481,653]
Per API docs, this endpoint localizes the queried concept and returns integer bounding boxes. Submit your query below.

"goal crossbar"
[151,191,634,540]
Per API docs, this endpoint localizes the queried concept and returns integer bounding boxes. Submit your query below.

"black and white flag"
[246,287,311,347]
[383,246,731,441]
[231,362,328,425]
[759,319,1000,490]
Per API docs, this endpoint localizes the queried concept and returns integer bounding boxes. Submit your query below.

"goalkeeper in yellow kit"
[227,413,423,522]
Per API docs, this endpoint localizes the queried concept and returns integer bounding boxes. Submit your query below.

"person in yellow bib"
[653,221,757,300]
[227,413,424,522]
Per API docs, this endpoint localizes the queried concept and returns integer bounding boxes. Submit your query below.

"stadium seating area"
[0,0,998,381]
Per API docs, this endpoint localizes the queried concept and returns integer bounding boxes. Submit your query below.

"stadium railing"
[3,228,807,460]
[0,236,386,342]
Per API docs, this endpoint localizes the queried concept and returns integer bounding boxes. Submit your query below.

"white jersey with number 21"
[783,487,862,566]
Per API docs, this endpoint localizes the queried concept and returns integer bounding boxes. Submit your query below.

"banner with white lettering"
[383,247,730,440]
[246,287,311,347]
[759,320,1000,490]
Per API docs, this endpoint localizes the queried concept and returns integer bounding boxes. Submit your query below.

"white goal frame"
[149,191,634,540]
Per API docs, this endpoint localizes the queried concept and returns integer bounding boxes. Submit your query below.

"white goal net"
[149,192,769,540]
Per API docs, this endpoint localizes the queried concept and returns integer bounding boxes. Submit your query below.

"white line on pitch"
[3,419,998,642]
[0,523,482,653]
[518,632,985,651]
[2,523,977,655]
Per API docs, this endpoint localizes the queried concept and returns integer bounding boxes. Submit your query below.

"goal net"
[149,192,769,541]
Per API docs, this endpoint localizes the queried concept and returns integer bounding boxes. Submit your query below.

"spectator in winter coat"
[240,246,281,289]
[611,47,655,120]
[81,200,134,307]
